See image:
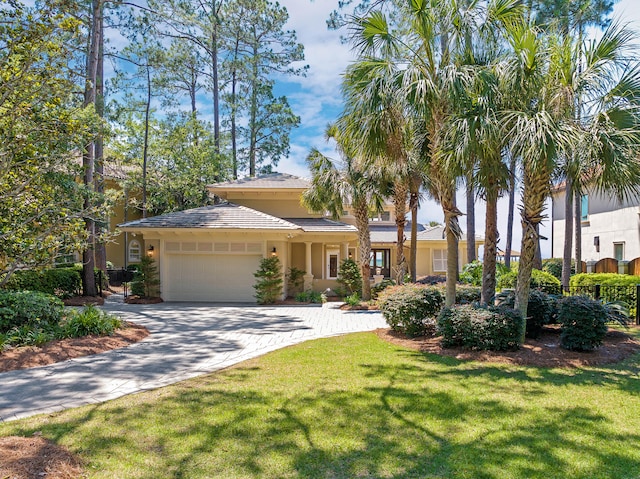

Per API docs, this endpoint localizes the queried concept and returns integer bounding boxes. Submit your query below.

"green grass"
[2,329,640,479]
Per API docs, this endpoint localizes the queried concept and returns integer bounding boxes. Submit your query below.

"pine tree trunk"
[81,0,102,297]
[94,17,107,273]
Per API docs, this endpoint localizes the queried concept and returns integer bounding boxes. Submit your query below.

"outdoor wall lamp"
[148,245,155,255]
[271,247,277,257]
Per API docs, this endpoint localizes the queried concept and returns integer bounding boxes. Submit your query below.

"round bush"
[0,290,64,333]
[495,289,557,338]
[557,296,608,351]
[437,304,525,351]
[459,260,482,286]
[378,285,444,337]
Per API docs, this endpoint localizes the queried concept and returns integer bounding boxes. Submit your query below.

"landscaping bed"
[376,325,640,368]
[0,322,149,372]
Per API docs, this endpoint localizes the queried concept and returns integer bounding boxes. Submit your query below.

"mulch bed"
[0,322,149,373]
[376,325,640,368]
[125,296,163,304]
[0,435,84,479]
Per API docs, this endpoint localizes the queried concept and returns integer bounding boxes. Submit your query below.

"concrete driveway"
[0,300,386,422]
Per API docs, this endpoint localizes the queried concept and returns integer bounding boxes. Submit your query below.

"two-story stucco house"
[551,185,640,269]
[119,173,480,302]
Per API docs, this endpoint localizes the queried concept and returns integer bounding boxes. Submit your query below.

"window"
[581,194,589,222]
[369,249,390,277]
[433,249,447,272]
[128,240,141,263]
[614,242,624,261]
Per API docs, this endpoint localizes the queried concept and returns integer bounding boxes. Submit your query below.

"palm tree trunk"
[561,179,573,290]
[574,188,582,273]
[515,168,549,336]
[355,202,372,301]
[466,175,476,262]
[409,182,419,283]
[443,189,460,307]
[481,186,499,305]
[393,182,408,284]
[505,153,517,269]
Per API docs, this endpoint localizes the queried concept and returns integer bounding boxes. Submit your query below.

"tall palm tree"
[302,124,385,301]
[504,19,640,323]
[341,59,417,284]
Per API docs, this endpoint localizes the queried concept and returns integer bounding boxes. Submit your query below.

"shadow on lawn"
[5,343,640,479]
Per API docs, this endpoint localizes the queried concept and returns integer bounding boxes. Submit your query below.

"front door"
[326,249,339,279]
[370,249,390,277]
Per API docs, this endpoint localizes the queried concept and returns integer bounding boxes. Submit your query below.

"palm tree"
[504,19,640,323]
[302,124,385,301]
[341,59,417,284]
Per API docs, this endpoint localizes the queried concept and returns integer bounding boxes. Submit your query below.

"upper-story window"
[370,211,391,222]
[128,240,141,263]
[581,194,589,222]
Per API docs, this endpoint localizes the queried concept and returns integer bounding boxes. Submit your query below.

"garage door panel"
[164,254,261,302]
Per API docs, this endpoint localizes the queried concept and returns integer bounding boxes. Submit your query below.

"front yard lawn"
[2,330,640,478]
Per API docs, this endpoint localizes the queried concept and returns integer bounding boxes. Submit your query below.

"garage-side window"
[433,249,447,272]
[129,240,141,263]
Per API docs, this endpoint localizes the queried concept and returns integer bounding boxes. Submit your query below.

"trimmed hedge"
[497,268,561,294]
[569,273,640,306]
[378,285,444,337]
[0,290,64,333]
[557,296,608,351]
[437,304,525,351]
[4,268,81,298]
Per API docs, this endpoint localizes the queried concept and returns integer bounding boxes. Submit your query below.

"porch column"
[303,241,314,291]
[341,242,349,263]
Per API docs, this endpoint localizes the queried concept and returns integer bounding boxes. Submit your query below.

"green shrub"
[253,256,283,304]
[371,279,395,300]
[437,304,525,351]
[59,305,122,338]
[0,291,64,333]
[455,285,482,304]
[344,292,361,307]
[4,268,81,298]
[497,268,561,294]
[541,258,576,280]
[459,260,482,286]
[286,267,306,296]
[337,259,362,296]
[130,255,160,298]
[378,285,444,337]
[295,290,324,304]
[495,289,557,338]
[557,295,608,351]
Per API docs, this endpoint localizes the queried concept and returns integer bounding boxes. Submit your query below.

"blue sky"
[273,0,640,258]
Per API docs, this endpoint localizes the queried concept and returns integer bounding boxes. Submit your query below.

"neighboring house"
[551,185,640,270]
[102,163,144,269]
[119,173,481,302]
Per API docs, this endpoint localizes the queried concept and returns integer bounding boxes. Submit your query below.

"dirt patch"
[63,295,105,306]
[0,322,149,373]
[125,296,163,304]
[0,435,84,479]
[376,326,640,367]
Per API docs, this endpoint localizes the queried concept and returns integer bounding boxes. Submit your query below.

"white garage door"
[163,254,262,302]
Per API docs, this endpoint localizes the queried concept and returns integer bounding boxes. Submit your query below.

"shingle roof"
[119,203,299,230]
[209,173,310,190]
[285,218,357,233]
[369,223,427,243]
